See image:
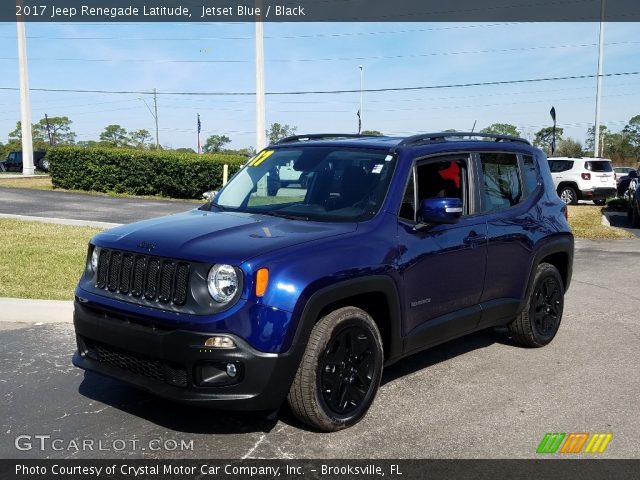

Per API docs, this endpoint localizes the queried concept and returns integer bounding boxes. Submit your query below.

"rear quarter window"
[521,155,540,194]
[585,161,613,172]
[548,160,574,172]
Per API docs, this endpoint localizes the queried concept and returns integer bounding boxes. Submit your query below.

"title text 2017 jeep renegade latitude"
[72,132,573,431]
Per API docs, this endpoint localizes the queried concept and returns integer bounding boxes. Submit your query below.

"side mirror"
[418,197,463,225]
[202,190,218,202]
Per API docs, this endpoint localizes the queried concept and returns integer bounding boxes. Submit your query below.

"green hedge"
[47,146,246,199]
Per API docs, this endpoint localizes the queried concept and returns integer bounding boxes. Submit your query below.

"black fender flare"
[519,235,574,313]
[286,275,404,367]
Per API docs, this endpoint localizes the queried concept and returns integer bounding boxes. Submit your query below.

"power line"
[1,41,637,65]
[385,119,631,137]
[2,71,638,96]
[0,22,527,42]
[2,89,633,121]
[96,81,636,107]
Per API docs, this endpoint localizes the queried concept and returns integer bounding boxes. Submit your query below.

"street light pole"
[255,1,266,151]
[359,65,363,133]
[594,0,605,158]
[16,17,34,175]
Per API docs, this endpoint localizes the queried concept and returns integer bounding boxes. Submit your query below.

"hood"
[92,209,357,265]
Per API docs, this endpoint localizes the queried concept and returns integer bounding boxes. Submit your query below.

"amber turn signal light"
[256,268,269,297]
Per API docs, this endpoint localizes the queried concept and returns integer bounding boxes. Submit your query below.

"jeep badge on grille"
[137,241,156,252]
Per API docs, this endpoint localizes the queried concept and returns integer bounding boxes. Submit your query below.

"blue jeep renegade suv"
[72,132,574,431]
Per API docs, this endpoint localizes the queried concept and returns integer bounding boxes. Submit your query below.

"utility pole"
[153,88,160,149]
[16,17,34,175]
[255,1,266,151]
[44,113,53,145]
[138,93,159,148]
[254,2,267,196]
[594,0,605,158]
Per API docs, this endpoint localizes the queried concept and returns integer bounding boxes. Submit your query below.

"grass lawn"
[0,219,101,300]
[248,195,306,206]
[567,205,634,239]
[0,176,54,190]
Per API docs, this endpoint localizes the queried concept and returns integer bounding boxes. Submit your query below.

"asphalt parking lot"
[0,187,196,224]
[1,238,639,459]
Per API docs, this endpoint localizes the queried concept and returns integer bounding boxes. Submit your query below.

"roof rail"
[397,132,530,147]
[275,133,373,144]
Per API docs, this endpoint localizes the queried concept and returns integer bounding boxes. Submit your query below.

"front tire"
[287,306,383,431]
[558,186,578,205]
[509,263,564,347]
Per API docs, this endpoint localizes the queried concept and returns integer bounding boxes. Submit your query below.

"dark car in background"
[0,150,48,172]
[616,168,638,198]
[614,166,634,181]
[72,132,573,431]
[627,176,640,227]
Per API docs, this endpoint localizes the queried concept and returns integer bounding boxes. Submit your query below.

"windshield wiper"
[261,211,310,221]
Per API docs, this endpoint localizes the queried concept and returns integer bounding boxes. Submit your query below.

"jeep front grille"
[96,249,190,306]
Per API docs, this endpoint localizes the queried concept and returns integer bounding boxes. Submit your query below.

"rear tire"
[558,186,578,205]
[593,199,606,206]
[509,263,564,348]
[287,306,383,431]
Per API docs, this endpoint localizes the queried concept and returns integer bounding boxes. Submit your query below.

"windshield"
[215,147,396,222]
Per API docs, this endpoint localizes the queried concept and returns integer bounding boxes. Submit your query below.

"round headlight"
[90,248,99,273]
[207,264,238,303]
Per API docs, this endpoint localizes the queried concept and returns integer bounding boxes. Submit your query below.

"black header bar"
[4,0,640,22]
[2,459,640,480]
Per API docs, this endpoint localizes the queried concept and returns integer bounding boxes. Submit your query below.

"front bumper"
[580,187,616,200]
[72,301,301,410]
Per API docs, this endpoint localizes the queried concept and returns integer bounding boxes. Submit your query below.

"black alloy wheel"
[508,262,564,347]
[532,276,562,341]
[319,325,375,416]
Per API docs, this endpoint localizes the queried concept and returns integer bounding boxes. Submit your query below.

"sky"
[0,21,639,150]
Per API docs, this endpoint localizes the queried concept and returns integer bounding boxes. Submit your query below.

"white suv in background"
[547,157,617,205]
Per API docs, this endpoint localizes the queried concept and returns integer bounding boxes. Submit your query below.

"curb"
[0,298,73,324]
[601,211,611,227]
[0,213,120,229]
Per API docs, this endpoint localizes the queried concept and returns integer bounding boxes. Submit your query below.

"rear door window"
[480,153,523,212]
